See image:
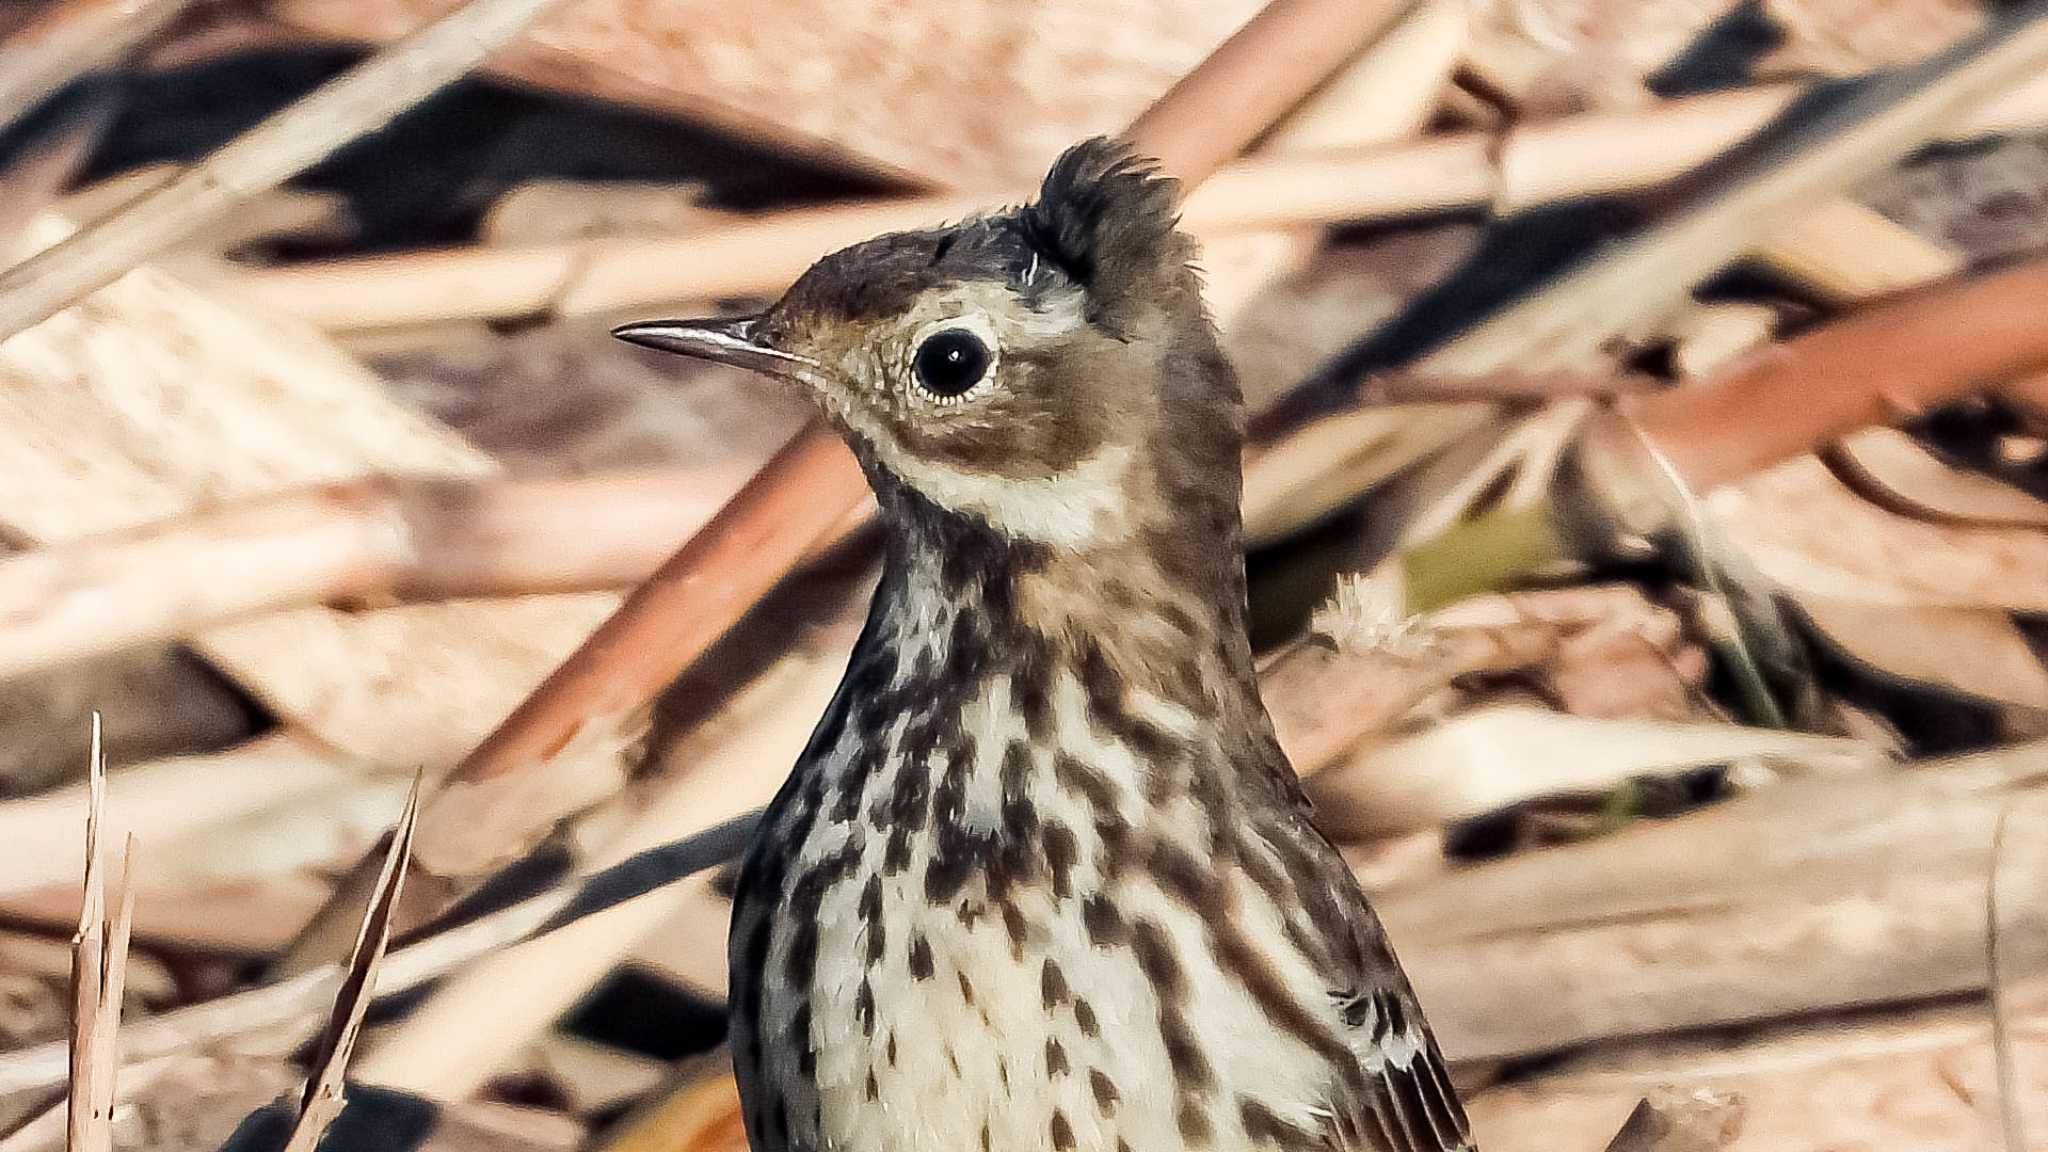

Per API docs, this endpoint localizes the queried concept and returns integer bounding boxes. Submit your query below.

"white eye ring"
[907,313,1001,406]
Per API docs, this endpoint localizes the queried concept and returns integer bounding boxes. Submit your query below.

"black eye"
[913,328,992,398]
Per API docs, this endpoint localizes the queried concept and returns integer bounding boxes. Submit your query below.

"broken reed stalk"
[280,0,1434,969]
[228,74,2048,333]
[0,468,772,680]
[280,779,421,1152]
[1598,1094,1741,1152]
[0,0,572,340]
[65,715,135,1152]
[0,0,199,141]
[1752,198,1964,304]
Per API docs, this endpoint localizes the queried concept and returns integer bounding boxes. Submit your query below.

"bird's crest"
[1019,137,1192,325]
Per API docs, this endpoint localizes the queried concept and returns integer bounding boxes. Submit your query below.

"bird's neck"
[872,481,1266,750]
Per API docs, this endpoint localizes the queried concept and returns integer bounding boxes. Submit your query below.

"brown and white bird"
[614,138,1473,1152]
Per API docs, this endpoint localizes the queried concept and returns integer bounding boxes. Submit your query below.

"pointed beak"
[610,315,818,380]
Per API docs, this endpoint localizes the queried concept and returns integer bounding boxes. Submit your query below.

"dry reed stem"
[1985,804,2026,1152]
[64,716,135,1152]
[1416,13,2048,381]
[0,0,571,340]
[0,469,760,680]
[230,72,2048,334]
[0,0,199,141]
[280,778,421,1152]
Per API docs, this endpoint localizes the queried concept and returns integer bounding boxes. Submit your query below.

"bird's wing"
[1326,980,1474,1152]
[1245,765,1474,1152]
[1232,724,1476,1152]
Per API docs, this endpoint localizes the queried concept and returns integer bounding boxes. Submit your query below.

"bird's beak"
[611,315,818,381]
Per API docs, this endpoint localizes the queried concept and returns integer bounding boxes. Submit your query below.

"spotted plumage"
[615,138,1473,1152]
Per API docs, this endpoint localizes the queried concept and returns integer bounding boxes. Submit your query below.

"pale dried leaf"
[1833,428,2048,529]
[1802,598,2048,711]
[0,735,364,900]
[1469,977,2048,1152]
[0,213,620,770]
[1306,705,1885,838]
[1242,404,1490,546]
[271,0,1268,186]
[1761,0,1983,76]
[1711,456,2048,611]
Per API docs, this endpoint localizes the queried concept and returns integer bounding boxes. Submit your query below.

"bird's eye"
[912,328,993,400]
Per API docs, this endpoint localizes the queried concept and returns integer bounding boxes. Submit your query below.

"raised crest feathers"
[1019,136,1192,320]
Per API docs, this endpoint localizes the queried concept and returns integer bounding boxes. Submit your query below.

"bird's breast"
[733,665,1347,1152]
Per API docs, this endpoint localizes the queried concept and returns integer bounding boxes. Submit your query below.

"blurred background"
[0,0,2046,1149]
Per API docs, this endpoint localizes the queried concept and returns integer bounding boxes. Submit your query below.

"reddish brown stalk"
[1121,0,1415,185]
[434,433,866,793]
[1626,257,2048,490]
[280,0,1424,967]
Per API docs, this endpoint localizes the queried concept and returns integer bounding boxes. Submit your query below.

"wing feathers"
[1342,988,1474,1152]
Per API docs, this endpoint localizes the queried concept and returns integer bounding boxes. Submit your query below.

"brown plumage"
[615,138,1474,1152]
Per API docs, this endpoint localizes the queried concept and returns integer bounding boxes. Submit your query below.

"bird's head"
[614,137,1242,556]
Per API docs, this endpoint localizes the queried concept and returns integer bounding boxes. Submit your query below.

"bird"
[612,137,1474,1152]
